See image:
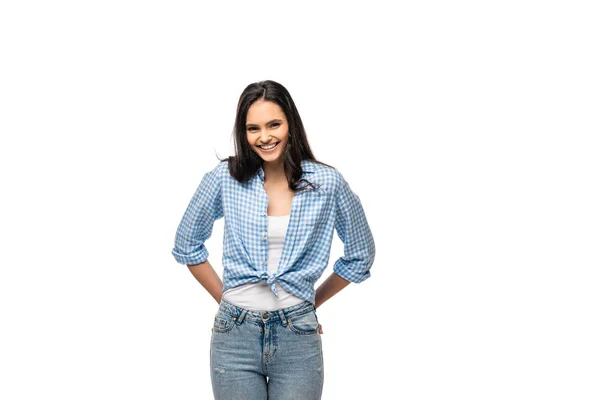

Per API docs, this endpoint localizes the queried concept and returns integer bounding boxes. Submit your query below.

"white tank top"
[222,214,305,311]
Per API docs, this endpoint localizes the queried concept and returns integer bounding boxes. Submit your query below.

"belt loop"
[278,309,288,327]
[236,309,247,325]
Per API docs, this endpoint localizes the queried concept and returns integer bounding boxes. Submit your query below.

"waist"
[218,296,315,323]
[222,281,306,311]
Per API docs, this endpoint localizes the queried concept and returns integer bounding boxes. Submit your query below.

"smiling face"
[246,99,289,164]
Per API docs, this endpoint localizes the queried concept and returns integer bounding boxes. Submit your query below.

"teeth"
[260,143,278,149]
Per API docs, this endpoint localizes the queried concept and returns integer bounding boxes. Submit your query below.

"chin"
[260,153,284,163]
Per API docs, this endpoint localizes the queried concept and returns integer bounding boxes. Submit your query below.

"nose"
[260,129,271,143]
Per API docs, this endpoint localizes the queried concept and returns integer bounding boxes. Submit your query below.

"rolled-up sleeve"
[332,174,376,283]
[171,162,225,266]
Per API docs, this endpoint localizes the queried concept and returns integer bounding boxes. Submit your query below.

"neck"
[263,159,286,183]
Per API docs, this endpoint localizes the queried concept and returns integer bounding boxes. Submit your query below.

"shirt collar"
[257,159,315,182]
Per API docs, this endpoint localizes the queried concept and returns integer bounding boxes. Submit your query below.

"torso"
[263,180,293,216]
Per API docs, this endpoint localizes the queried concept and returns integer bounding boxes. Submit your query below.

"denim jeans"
[210,298,324,400]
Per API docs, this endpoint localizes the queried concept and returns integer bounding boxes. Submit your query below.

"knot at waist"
[258,271,279,296]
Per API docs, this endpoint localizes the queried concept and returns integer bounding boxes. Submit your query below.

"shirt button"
[264,261,267,265]
[262,236,267,241]
[262,212,266,216]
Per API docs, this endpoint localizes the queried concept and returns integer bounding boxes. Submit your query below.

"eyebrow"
[246,119,283,127]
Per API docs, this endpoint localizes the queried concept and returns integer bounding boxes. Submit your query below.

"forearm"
[314,272,350,309]
[187,259,223,304]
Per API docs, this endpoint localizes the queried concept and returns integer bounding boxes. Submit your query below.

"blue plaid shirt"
[171,159,375,305]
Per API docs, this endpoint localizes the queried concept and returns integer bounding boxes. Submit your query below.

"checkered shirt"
[171,159,375,305]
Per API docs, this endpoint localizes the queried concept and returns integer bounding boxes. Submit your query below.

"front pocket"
[287,310,319,335]
[213,311,236,333]
[299,190,331,228]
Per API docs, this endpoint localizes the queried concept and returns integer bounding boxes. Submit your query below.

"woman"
[171,80,376,399]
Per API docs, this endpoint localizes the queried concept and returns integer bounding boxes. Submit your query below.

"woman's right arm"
[172,162,225,302]
[187,260,223,304]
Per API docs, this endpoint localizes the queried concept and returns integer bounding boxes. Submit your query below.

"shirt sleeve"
[332,174,376,283]
[171,162,225,266]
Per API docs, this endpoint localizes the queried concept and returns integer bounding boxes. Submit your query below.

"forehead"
[246,100,286,123]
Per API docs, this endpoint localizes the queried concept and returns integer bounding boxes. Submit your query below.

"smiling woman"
[246,100,289,159]
[171,80,376,400]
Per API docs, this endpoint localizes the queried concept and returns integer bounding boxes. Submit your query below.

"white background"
[1,1,599,399]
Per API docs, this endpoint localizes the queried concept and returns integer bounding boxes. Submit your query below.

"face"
[246,100,289,164]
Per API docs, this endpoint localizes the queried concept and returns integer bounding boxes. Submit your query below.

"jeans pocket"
[287,310,319,335]
[213,310,236,333]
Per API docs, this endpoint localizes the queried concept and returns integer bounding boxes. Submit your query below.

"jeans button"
[262,313,269,319]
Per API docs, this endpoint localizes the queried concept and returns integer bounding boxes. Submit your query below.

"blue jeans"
[210,298,324,400]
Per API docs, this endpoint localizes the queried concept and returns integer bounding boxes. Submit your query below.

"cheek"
[278,126,290,142]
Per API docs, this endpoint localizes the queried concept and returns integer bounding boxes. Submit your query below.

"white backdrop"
[1,1,599,399]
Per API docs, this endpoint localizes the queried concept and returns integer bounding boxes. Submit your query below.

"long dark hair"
[217,80,334,192]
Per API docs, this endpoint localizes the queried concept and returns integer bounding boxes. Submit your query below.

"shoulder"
[303,160,345,193]
[206,159,229,176]
[201,160,229,187]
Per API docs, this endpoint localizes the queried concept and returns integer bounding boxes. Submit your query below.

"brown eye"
[270,123,280,128]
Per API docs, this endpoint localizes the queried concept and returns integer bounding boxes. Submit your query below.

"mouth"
[257,142,280,152]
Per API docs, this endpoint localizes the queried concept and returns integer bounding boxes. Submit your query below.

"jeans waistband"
[218,298,315,326]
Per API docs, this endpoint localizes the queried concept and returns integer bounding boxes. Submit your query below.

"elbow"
[171,245,209,266]
[332,255,373,284]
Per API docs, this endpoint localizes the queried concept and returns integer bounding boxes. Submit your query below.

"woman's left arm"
[315,173,376,308]
[331,173,376,283]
